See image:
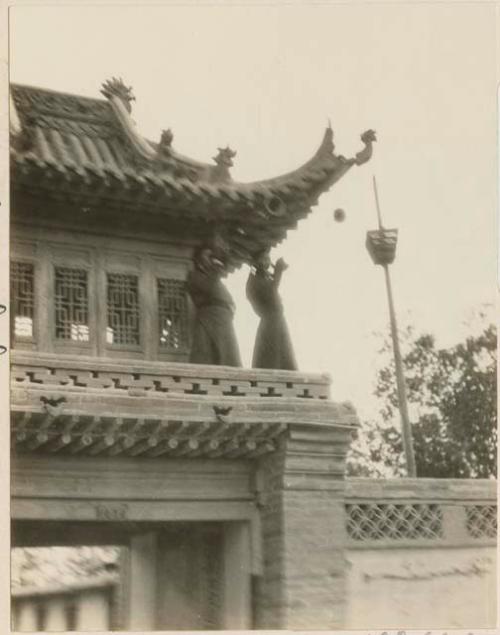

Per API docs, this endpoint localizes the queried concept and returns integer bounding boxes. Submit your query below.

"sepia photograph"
[4,1,498,631]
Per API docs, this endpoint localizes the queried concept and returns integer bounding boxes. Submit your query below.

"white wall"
[345,546,497,629]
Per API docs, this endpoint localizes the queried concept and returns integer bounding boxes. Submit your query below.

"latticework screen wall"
[345,500,497,544]
[346,503,443,541]
[465,505,497,539]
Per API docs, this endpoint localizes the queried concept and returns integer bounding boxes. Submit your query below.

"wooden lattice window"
[158,278,189,351]
[107,273,140,346]
[10,261,35,339]
[54,267,89,342]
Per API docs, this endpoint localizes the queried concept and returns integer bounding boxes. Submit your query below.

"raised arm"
[272,257,288,287]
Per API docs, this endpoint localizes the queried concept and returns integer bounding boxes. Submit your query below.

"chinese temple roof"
[10,78,375,264]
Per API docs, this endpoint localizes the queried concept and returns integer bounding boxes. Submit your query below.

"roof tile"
[11,82,374,263]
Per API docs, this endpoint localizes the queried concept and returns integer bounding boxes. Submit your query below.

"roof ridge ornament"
[213,146,236,167]
[354,129,377,166]
[211,146,236,182]
[155,128,174,163]
[100,77,136,113]
[159,128,174,152]
[153,128,198,180]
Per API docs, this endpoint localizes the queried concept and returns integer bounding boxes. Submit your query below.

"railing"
[11,351,331,400]
[11,351,357,460]
[344,478,497,548]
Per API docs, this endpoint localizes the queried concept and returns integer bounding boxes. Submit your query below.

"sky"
[8,2,498,419]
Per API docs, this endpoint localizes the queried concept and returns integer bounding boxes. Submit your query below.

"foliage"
[347,323,497,478]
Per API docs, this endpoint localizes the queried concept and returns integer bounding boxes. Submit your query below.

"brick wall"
[255,453,497,629]
[255,422,354,629]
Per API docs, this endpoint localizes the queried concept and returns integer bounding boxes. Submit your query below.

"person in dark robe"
[187,245,242,367]
[246,250,297,370]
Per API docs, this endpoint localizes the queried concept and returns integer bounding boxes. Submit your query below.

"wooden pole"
[372,176,384,230]
[382,264,417,477]
[373,177,417,477]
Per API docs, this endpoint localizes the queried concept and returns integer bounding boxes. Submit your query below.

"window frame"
[101,255,143,356]
[51,248,95,355]
[105,271,142,351]
[156,276,190,355]
[53,265,92,347]
[11,239,191,362]
[151,257,192,362]
[10,258,37,345]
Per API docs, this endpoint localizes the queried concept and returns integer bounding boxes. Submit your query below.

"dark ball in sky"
[333,208,346,222]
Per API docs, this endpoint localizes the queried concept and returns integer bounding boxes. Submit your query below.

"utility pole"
[365,176,417,477]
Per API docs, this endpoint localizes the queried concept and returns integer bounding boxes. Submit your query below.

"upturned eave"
[11,81,375,263]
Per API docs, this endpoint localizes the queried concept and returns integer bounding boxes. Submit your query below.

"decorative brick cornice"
[10,352,358,461]
[11,351,332,399]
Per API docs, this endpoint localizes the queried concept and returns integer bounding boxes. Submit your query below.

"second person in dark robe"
[246,250,297,370]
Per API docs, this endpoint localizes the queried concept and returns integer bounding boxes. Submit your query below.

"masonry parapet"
[11,351,357,461]
[345,477,497,548]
